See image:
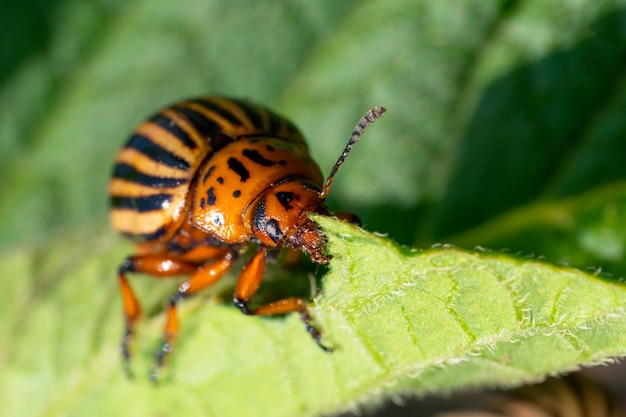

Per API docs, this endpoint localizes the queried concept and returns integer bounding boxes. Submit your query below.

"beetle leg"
[152,253,234,382]
[118,252,234,380]
[233,246,267,306]
[233,246,332,352]
[118,255,199,378]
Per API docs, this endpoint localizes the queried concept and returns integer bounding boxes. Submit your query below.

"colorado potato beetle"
[109,96,386,380]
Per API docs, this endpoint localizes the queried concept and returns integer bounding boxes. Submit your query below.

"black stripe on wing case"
[111,194,173,212]
[235,101,265,129]
[266,111,282,134]
[123,226,168,242]
[172,105,222,138]
[149,114,198,150]
[125,134,191,171]
[209,131,236,152]
[188,98,243,127]
[113,163,188,188]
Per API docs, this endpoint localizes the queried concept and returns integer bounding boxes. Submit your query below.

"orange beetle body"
[109,96,385,380]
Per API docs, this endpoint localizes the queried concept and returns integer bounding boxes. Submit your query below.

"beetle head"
[251,179,330,263]
[250,105,387,264]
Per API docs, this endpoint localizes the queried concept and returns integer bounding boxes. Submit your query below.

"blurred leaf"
[2,218,626,417]
[449,183,626,278]
[0,0,364,248]
[2,0,626,416]
[433,2,626,237]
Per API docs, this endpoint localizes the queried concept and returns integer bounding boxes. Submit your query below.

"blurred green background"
[1,0,626,416]
[2,0,626,276]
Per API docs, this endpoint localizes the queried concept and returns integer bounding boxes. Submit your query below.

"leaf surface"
[1,0,626,416]
[1,219,626,417]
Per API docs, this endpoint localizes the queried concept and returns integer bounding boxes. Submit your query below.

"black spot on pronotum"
[242,149,276,167]
[233,190,241,198]
[207,187,217,205]
[278,160,287,166]
[200,198,206,209]
[265,145,275,152]
[203,165,216,184]
[217,176,224,185]
[227,157,250,183]
[275,191,294,210]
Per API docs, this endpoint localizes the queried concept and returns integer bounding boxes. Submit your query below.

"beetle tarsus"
[301,312,333,353]
[150,336,174,384]
[121,327,135,378]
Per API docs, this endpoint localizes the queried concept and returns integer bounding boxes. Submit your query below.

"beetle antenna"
[319,106,387,200]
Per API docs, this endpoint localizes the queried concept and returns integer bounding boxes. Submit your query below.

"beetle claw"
[302,314,334,353]
[121,328,135,379]
[151,336,174,384]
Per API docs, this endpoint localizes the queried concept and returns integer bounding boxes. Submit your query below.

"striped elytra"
[109,96,386,380]
[109,96,310,245]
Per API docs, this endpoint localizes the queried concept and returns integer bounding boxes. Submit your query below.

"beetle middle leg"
[232,246,332,352]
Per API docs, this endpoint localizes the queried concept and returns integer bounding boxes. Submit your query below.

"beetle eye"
[265,219,284,243]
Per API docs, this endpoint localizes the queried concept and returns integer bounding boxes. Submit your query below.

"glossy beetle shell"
[109,96,322,247]
[109,95,386,380]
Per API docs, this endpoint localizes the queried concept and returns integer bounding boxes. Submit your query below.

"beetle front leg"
[233,246,332,352]
[252,297,332,352]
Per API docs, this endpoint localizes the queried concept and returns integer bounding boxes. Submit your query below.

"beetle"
[109,96,386,380]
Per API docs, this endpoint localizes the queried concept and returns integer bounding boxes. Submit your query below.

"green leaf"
[449,182,626,278]
[2,218,626,417]
[432,1,626,237]
[2,0,626,415]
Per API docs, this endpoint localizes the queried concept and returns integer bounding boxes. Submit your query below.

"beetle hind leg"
[118,265,143,378]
